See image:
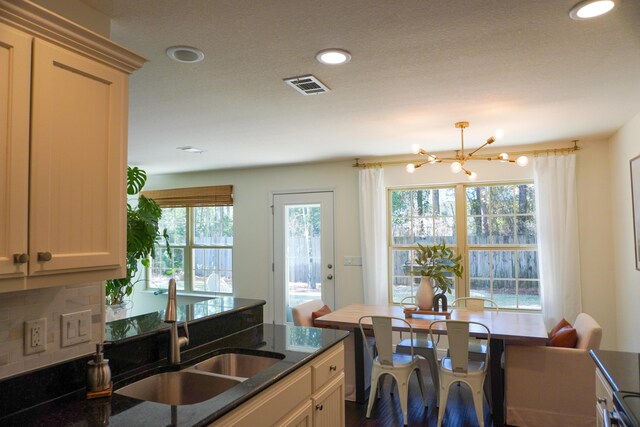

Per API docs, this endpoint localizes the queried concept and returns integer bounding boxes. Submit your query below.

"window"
[389,183,540,310]
[389,187,457,303]
[149,206,233,293]
[143,185,234,293]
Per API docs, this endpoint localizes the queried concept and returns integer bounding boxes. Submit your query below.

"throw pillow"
[549,326,578,348]
[312,305,334,329]
[549,318,572,338]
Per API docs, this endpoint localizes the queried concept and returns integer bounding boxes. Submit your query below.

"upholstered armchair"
[504,313,602,427]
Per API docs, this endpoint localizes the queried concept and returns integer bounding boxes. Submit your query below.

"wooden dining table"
[315,303,548,426]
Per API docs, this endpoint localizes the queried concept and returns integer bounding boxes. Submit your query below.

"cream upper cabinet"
[0,0,146,291]
[0,22,31,291]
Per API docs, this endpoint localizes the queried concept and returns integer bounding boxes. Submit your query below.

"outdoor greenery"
[105,167,171,305]
[413,240,463,295]
[149,206,233,291]
[389,184,540,309]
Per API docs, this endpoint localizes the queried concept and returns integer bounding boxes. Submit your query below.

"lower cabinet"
[595,368,614,427]
[209,341,345,427]
[312,373,345,427]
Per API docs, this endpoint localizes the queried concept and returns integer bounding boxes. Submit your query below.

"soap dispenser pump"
[86,343,112,398]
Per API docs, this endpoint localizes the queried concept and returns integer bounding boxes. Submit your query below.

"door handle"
[327,274,333,280]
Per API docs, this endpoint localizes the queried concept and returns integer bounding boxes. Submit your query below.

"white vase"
[415,276,434,310]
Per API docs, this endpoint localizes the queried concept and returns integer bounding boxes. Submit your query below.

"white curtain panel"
[533,154,582,329]
[358,168,389,305]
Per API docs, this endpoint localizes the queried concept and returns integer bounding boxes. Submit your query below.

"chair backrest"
[429,320,491,374]
[573,313,602,350]
[452,297,499,311]
[359,315,414,366]
[291,299,325,326]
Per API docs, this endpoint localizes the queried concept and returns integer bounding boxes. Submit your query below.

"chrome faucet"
[165,278,189,364]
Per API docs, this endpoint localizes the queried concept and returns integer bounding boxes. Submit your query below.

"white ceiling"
[80,0,640,175]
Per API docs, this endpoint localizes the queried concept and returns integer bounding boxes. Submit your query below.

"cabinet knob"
[315,404,323,411]
[597,397,607,405]
[329,365,337,372]
[13,253,29,264]
[37,252,52,262]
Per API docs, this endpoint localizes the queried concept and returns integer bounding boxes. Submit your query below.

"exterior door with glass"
[273,192,335,324]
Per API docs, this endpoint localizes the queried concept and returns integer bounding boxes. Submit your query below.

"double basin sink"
[115,351,285,405]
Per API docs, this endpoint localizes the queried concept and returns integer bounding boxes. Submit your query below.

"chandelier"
[406,121,529,180]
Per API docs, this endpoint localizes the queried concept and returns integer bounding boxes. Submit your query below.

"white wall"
[148,140,618,348]
[147,161,363,323]
[609,112,640,352]
[32,0,110,37]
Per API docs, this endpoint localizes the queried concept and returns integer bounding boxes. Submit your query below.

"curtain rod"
[352,141,580,168]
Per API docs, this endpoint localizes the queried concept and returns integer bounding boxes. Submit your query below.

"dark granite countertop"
[590,349,640,393]
[1,323,349,426]
[105,296,257,342]
[590,349,640,427]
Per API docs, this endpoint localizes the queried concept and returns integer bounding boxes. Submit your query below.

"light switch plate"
[61,310,92,347]
[24,318,47,355]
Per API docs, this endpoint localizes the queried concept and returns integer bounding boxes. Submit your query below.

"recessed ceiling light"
[166,46,205,63]
[569,0,615,20]
[177,146,205,153]
[316,49,351,65]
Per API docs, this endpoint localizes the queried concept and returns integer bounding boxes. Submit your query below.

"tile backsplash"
[0,282,104,380]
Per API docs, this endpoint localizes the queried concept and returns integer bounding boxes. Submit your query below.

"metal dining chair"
[359,315,428,426]
[395,296,441,403]
[451,297,499,361]
[429,320,491,427]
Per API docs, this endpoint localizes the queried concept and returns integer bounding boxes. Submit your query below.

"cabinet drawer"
[210,366,311,427]
[312,342,344,392]
[595,368,614,412]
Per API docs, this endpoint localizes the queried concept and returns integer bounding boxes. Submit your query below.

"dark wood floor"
[345,371,493,427]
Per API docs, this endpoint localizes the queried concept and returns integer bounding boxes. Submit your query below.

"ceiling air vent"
[283,75,330,96]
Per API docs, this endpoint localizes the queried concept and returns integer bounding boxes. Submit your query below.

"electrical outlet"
[61,310,92,347]
[24,318,47,355]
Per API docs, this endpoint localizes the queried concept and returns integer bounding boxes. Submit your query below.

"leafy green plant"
[413,240,463,295]
[105,167,171,306]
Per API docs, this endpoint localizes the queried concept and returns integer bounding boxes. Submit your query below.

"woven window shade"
[142,185,233,207]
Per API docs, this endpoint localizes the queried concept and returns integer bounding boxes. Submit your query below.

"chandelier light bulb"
[411,144,422,155]
[450,162,462,173]
[467,171,478,181]
[499,153,509,162]
[406,163,416,173]
[495,129,505,139]
[516,155,529,167]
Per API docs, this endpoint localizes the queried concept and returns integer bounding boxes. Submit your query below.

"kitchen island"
[0,298,349,426]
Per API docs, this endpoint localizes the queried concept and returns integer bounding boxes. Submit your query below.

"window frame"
[387,181,540,312]
[147,205,234,295]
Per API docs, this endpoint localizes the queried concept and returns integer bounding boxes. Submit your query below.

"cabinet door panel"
[313,373,345,427]
[0,23,30,286]
[29,39,126,276]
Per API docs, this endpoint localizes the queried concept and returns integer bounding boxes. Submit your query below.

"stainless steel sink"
[115,371,241,405]
[191,352,284,379]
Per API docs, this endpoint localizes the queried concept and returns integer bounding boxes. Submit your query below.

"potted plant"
[105,167,171,317]
[412,240,463,311]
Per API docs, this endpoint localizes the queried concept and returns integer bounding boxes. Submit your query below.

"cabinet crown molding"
[0,0,146,73]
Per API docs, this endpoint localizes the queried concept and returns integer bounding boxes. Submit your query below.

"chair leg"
[437,380,451,427]
[397,374,410,426]
[366,371,380,419]
[415,368,428,408]
[470,379,485,427]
